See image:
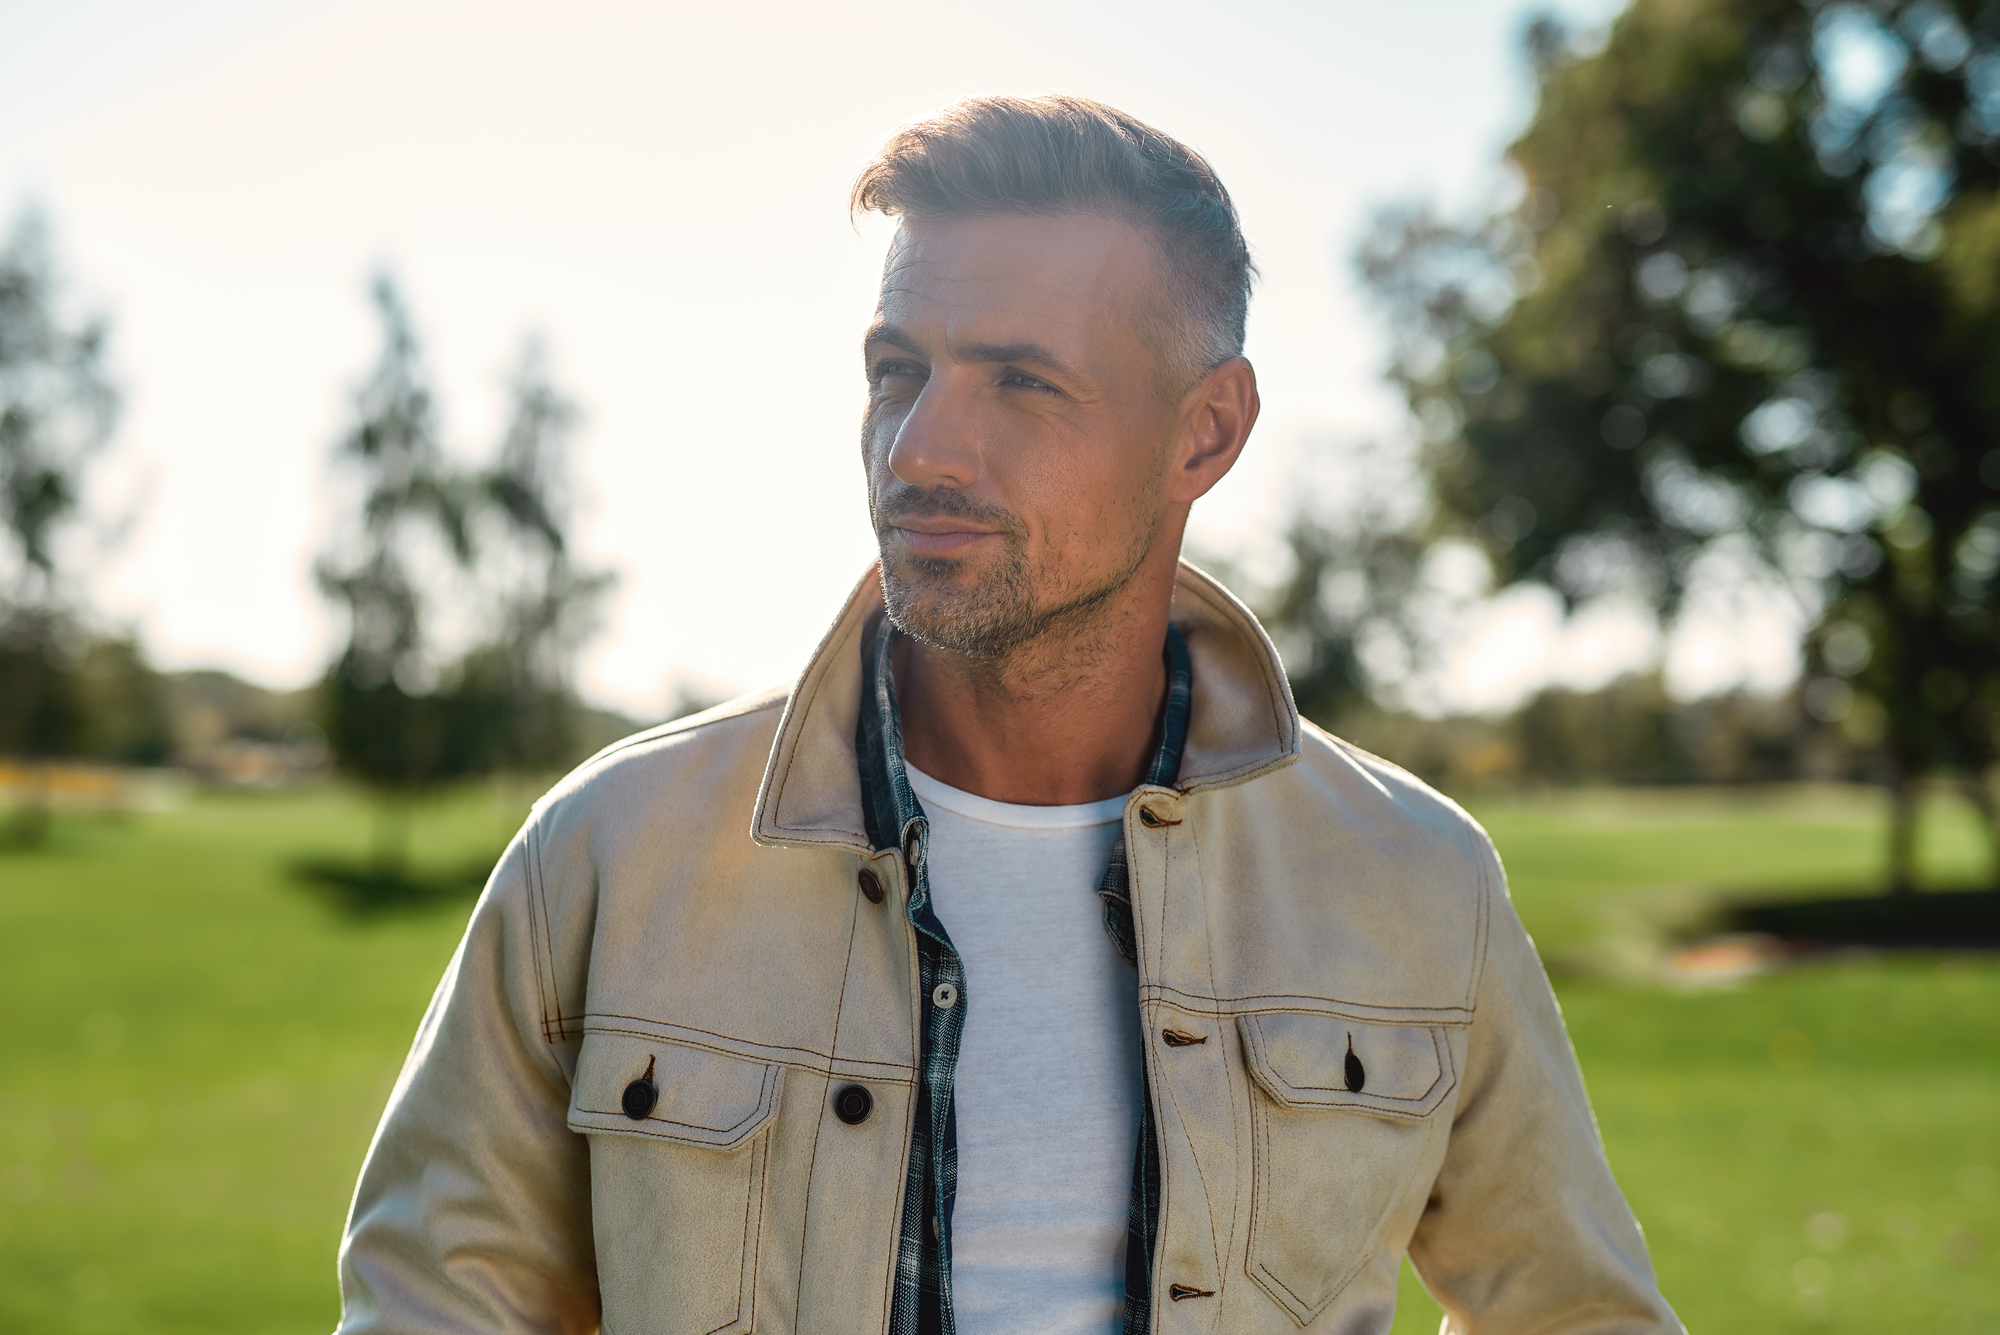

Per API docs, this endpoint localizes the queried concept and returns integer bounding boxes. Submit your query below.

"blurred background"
[2,0,1996,1330]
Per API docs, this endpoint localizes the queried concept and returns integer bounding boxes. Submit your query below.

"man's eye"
[1001,370,1053,391]
[871,359,923,383]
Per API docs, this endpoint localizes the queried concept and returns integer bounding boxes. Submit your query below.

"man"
[337,96,1681,1335]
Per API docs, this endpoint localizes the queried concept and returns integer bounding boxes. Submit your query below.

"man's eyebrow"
[951,341,1081,383]
[863,323,923,356]
[863,327,1082,385]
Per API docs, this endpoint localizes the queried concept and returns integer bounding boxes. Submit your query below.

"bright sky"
[0,0,1803,716]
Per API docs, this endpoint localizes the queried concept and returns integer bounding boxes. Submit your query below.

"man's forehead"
[874,213,1158,333]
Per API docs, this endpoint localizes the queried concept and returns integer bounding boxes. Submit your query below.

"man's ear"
[1167,356,1259,505]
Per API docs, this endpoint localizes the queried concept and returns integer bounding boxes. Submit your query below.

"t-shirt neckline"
[905,762,1128,830]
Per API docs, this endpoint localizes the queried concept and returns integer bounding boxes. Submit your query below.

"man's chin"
[880,573,1004,656]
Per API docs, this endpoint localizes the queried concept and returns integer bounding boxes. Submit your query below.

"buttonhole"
[1138,807,1182,828]
[1168,1283,1215,1301]
[1161,1027,1207,1047]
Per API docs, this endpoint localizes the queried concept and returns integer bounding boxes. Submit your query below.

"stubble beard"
[871,477,1165,665]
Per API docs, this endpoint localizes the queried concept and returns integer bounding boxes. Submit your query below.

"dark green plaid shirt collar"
[856,612,1192,1335]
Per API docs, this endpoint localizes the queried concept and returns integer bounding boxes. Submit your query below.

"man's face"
[862,212,1187,658]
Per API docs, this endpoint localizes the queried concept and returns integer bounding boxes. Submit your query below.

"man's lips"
[889,518,1002,558]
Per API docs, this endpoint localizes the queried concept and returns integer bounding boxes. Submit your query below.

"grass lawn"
[0,780,1994,1333]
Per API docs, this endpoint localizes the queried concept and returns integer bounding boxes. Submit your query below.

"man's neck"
[893,560,1177,807]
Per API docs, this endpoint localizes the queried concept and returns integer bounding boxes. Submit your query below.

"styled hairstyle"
[852,95,1255,394]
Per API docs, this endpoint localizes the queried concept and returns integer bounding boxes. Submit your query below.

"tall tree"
[0,210,122,839]
[316,279,610,867]
[461,341,613,773]
[316,276,482,866]
[1363,0,2000,889]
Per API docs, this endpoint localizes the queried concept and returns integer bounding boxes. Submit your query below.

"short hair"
[852,95,1255,395]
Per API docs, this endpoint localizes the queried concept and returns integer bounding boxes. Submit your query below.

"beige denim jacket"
[336,563,1681,1335]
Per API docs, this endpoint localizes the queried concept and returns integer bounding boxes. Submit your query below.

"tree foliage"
[0,211,117,608]
[0,210,131,785]
[316,276,610,863]
[1363,0,2000,887]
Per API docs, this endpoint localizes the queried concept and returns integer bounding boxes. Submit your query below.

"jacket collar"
[750,559,1301,854]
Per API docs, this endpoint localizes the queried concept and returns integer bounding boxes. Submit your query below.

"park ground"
[0,780,1994,1333]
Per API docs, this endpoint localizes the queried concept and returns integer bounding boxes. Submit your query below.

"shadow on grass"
[289,856,494,919]
[1720,887,2000,949]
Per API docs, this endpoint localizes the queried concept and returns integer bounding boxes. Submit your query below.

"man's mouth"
[888,516,1002,558]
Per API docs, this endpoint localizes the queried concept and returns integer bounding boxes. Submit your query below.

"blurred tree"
[0,210,122,841]
[460,340,613,774]
[1362,0,2000,890]
[316,275,483,867]
[1259,517,1430,728]
[316,278,610,869]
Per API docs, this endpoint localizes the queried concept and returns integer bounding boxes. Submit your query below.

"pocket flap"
[1237,1013,1455,1119]
[569,1032,782,1148]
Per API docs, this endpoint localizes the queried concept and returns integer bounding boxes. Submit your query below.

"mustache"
[873,482,1025,537]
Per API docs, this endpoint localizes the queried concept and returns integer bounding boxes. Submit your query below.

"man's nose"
[888,372,983,490]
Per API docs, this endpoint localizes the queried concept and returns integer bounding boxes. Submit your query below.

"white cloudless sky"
[1,0,1799,716]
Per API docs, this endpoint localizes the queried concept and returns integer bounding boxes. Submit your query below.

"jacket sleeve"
[1405,839,1683,1335]
[335,822,601,1334]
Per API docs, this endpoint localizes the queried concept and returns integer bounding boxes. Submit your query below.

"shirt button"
[857,867,884,904]
[931,982,958,1010]
[832,1083,873,1124]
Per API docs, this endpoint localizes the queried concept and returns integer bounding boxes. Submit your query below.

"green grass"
[0,781,1994,1332]
[0,785,520,1333]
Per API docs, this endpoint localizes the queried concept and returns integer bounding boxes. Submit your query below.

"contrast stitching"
[580,1017,916,1077]
[744,1129,771,1333]
[760,614,863,843]
[1161,1054,1227,1282]
[1168,992,1474,1015]
[1141,985,1476,1020]
[576,1073,777,1139]
[1188,815,1246,1305]
[700,1129,765,1335]
[586,692,786,770]
[792,872,866,1322]
[521,825,553,1046]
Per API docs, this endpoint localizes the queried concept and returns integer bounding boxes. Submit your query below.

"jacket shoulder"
[1287,719,1500,858]
[534,685,790,819]
[1214,718,1505,1017]
[1296,719,1499,856]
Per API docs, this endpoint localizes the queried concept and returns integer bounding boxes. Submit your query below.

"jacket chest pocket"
[1236,1013,1457,1326]
[569,1032,782,1335]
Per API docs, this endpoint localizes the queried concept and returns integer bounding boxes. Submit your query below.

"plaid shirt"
[857,614,1193,1335]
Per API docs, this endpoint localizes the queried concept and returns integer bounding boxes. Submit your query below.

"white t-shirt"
[906,763,1143,1335]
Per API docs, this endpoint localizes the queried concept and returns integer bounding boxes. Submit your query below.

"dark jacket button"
[833,1083,873,1124]
[857,868,884,904]
[622,1078,658,1120]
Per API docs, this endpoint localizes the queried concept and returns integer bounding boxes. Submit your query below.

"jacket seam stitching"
[1189,817,1242,1298]
[1141,987,1476,1018]
[579,1020,918,1081]
[525,820,562,1047]
[1468,832,1495,1013]
[760,612,864,845]
[791,870,865,1322]
[584,692,786,771]
[1163,821,1228,1289]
